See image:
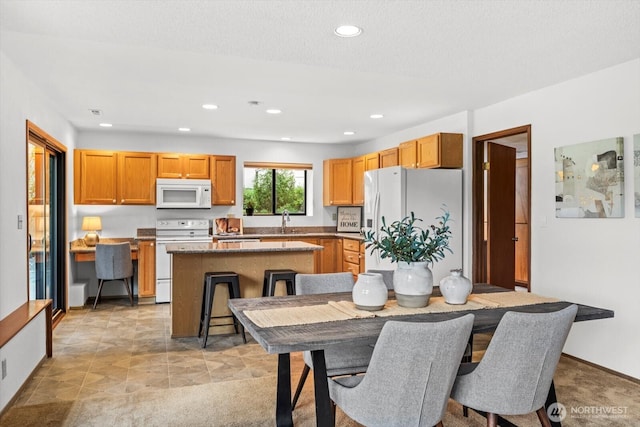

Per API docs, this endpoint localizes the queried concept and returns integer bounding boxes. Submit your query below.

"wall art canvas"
[634,134,640,218]
[555,137,624,218]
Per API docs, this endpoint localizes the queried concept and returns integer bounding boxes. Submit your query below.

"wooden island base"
[170,245,318,337]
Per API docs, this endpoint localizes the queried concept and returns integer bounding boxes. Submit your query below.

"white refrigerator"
[363,166,463,285]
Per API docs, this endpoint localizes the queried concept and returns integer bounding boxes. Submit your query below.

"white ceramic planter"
[439,269,472,304]
[352,273,388,311]
[393,261,433,308]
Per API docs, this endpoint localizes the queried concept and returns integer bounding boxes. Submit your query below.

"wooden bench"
[0,299,52,357]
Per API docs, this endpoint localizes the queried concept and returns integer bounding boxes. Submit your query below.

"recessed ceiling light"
[99,123,112,127]
[370,114,384,119]
[202,104,218,110]
[178,127,191,132]
[266,109,282,114]
[334,25,362,37]
[281,137,291,141]
[344,131,356,135]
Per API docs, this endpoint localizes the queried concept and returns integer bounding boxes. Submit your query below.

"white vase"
[352,273,388,311]
[393,261,433,308]
[439,269,472,305]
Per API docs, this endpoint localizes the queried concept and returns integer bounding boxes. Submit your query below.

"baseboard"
[562,353,640,384]
[0,355,46,417]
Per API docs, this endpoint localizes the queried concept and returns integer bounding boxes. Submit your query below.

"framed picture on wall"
[337,206,362,232]
[554,136,624,218]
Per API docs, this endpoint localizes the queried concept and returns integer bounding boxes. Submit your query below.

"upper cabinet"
[157,153,210,179]
[416,133,463,168]
[75,149,235,206]
[352,156,365,206]
[210,155,236,205]
[74,150,156,205]
[118,151,157,204]
[74,150,118,204]
[364,152,379,170]
[399,140,418,168]
[323,158,353,206]
[379,147,399,168]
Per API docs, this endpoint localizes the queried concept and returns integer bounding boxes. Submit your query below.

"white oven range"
[155,219,211,303]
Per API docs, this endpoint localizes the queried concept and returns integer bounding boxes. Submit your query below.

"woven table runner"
[244,291,560,328]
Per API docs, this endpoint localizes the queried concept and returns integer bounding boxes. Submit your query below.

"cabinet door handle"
[121,199,124,203]
[113,199,116,203]
[186,173,190,177]
[150,243,154,247]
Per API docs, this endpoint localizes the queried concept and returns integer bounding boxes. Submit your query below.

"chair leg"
[487,412,498,427]
[291,364,310,410]
[463,405,469,417]
[93,279,105,309]
[536,407,552,427]
[124,277,134,306]
[435,422,444,427]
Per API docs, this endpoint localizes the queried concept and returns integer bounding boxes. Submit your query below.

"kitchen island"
[165,240,323,337]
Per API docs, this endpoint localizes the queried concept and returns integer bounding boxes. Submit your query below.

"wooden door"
[211,155,236,205]
[184,155,210,179]
[487,143,516,289]
[515,158,530,285]
[352,156,365,205]
[364,152,379,170]
[399,140,417,168]
[74,149,118,204]
[117,152,156,204]
[138,241,156,297]
[318,238,339,273]
[379,147,399,168]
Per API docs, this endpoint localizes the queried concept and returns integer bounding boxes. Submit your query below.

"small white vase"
[393,261,433,308]
[439,269,472,305]
[352,273,388,311]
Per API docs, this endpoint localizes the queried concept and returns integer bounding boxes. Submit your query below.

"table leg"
[276,353,293,427]
[545,380,562,427]
[311,349,334,427]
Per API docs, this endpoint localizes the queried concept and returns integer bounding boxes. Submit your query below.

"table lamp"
[82,216,102,246]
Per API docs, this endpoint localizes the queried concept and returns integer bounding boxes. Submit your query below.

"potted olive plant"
[362,210,452,307]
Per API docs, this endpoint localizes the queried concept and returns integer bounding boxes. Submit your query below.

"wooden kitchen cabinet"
[323,158,353,206]
[137,240,156,300]
[379,147,399,168]
[364,152,380,170]
[399,140,418,168]
[342,237,362,281]
[319,238,339,273]
[157,153,210,179]
[117,151,157,204]
[210,155,236,205]
[74,149,118,204]
[352,156,365,205]
[416,133,463,168]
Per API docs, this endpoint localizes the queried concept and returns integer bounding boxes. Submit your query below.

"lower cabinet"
[342,238,364,281]
[260,237,339,274]
[137,240,156,300]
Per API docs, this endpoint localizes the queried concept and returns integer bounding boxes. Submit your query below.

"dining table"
[228,283,614,427]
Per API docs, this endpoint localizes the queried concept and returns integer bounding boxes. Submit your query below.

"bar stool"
[199,271,247,348]
[262,269,297,297]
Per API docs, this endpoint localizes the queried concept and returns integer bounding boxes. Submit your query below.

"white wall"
[472,59,640,379]
[0,51,76,411]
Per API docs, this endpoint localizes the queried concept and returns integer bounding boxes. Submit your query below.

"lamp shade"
[82,216,102,231]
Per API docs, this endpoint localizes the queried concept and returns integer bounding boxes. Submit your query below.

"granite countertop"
[165,240,323,254]
[132,227,364,242]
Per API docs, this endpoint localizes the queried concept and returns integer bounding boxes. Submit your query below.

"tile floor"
[12,298,289,407]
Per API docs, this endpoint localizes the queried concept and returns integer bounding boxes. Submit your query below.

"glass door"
[27,121,66,320]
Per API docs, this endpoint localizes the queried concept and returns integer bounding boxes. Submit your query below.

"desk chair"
[450,304,578,427]
[329,315,475,427]
[93,242,134,309]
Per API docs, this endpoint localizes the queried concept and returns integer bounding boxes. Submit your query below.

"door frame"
[472,125,531,288]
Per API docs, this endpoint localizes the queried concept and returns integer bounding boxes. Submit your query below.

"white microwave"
[156,178,212,209]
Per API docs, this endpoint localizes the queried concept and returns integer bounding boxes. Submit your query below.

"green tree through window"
[243,167,306,215]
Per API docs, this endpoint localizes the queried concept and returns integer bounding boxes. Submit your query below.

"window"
[243,162,311,215]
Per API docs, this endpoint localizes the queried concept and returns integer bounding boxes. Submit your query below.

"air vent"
[89,109,102,116]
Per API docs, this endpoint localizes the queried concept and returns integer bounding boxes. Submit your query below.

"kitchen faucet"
[281,210,290,233]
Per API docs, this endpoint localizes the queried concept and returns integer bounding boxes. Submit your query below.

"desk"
[228,283,614,427]
[69,238,138,262]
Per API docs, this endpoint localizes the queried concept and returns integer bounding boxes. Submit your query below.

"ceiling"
[1,0,639,145]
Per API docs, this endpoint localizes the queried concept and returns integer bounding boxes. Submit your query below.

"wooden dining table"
[228,283,614,427]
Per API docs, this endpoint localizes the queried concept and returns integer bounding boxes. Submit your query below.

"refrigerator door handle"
[374,191,381,264]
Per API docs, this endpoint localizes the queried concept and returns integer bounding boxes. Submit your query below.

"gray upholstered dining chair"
[291,272,374,410]
[366,269,394,289]
[450,304,578,427]
[93,242,134,309]
[329,314,475,427]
